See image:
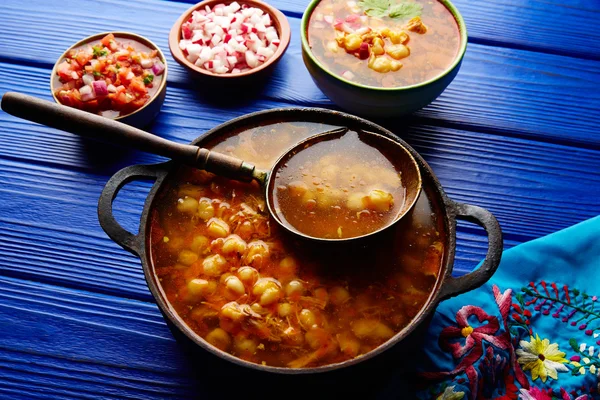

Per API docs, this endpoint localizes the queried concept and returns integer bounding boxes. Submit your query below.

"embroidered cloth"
[415,216,600,400]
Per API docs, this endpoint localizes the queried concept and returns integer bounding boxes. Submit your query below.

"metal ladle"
[1,92,422,243]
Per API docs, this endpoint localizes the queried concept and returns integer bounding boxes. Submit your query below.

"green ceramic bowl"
[300,0,468,117]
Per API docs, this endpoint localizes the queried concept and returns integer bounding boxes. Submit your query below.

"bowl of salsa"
[301,0,467,117]
[51,32,168,128]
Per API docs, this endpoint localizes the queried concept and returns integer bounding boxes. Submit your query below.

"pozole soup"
[149,121,445,368]
[307,0,460,87]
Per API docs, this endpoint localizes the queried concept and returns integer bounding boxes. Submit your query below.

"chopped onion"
[79,84,96,102]
[342,70,355,80]
[82,73,95,85]
[141,58,154,68]
[152,61,165,76]
[107,84,117,93]
[180,4,279,74]
[101,110,120,118]
[92,80,108,96]
[79,85,92,95]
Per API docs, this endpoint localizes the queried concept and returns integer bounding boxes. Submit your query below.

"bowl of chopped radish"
[169,0,291,80]
[50,32,168,128]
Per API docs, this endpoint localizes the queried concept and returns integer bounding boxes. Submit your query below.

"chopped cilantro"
[92,45,108,57]
[359,0,422,19]
[115,63,121,69]
[143,74,154,85]
[93,71,101,77]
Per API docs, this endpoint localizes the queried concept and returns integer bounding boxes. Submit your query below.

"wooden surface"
[0,0,598,398]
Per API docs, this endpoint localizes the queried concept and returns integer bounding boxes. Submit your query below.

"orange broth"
[307,0,460,87]
[149,121,445,368]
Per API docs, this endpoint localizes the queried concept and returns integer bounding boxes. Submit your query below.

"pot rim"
[99,107,499,373]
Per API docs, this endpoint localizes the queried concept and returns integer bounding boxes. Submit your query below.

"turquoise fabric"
[415,216,600,399]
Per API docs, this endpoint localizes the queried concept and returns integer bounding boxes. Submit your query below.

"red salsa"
[53,33,166,118]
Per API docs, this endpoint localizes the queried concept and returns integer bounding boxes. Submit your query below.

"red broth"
[149,121,445,368]
[272,130,405,239]
[307,0,460,87]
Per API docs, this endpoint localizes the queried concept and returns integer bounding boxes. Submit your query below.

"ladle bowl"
[0,92,421,243]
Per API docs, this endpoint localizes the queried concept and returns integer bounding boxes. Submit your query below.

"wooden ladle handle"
[0,92,255,181]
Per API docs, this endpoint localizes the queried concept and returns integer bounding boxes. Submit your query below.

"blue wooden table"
[0,0,599,398]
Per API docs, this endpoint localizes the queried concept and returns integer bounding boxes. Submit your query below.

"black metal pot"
[98,108,503,377]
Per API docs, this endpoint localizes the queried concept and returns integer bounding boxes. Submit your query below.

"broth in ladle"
[272,130,405,239]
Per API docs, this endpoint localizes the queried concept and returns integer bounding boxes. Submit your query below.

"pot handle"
[439,202,503,300]
[98,163,167,256]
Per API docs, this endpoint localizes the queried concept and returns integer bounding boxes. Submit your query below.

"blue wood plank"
[0,276,198,399]
[0,0,598,396]
[0,4,599,146]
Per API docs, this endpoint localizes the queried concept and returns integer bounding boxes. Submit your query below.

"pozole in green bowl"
[300,0,468,118]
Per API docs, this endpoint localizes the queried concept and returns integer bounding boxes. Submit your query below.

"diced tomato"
[130,64,142,75]
[83,99,99,111]
[113,91,132,106]
[118,67,131,80]
[75,51,92,66]
[57,61,73,81]
[68,90,83,109]
[94,60,106,72]
[101,33,115,47]
[131,97,147,109]
[114,50,130,61]
[98,96,112,110]
[70,60,81,71]
[129,77,147,95]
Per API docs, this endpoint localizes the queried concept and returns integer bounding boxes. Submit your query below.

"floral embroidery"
[418,282,600,400]
[518,386,553,400]
[521,282,600,342]
[436,386,465,400]
[516,334,568,382]
[423,303,511,397]
[567,339,600,376]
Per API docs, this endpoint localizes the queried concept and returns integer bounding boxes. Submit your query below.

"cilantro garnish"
[389,2,422,18]
[143,74,154,85]
[92,45,108,57]
[358,0,389,17]
[93,71,102,77]
[358,0,422,19]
